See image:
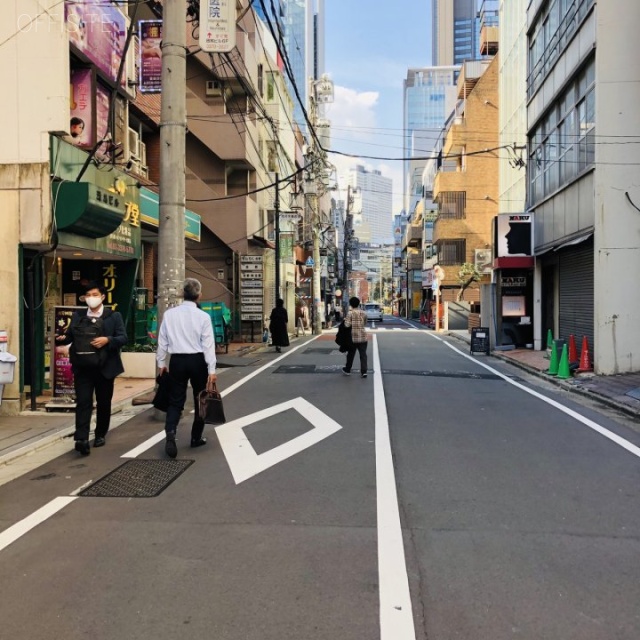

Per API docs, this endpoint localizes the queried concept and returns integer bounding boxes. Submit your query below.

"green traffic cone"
[546,329,553,350]
[557,344,571,379]
[548,342,559,375]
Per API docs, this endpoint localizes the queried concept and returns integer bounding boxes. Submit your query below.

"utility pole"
[274,173,280,304]
[341,185,352,313]
[157,0,187,325]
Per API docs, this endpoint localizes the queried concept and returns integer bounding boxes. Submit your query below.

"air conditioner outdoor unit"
[128,128,140,161]
[205,80,222,96]
[474,248,493,274]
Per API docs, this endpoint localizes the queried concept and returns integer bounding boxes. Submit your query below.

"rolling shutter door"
[558,238,594,357]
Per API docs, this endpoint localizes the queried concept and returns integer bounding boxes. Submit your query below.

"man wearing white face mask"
[56,281,127,455]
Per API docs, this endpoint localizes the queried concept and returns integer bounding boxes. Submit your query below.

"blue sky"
[324,0,432,212]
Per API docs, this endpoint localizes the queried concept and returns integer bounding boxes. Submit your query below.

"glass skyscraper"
[281,0,325,130]
[403,67,459,211]
[432,0,479,66]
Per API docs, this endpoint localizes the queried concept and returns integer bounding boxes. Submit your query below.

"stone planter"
[121,352,156,379]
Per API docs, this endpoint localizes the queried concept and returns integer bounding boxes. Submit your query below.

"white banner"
[199,0,236,53]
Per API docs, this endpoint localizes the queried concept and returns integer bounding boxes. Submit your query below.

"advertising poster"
[53,307,83,399]
[95,83,111,160]
[65,0,126,85]
[139,20,163,93]
[497,213,532,257]
[69,68,94,148]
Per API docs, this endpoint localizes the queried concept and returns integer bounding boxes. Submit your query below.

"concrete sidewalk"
[446,329,640,418]
[0,341,268,468]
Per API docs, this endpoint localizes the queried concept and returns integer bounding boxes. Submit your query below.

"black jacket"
[335,321,353,353]
[59,307,127,379]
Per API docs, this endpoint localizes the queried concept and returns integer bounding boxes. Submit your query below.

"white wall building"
[527,0,640,374]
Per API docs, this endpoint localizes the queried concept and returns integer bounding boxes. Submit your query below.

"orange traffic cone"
[577,336,593,373]
[568,334,578,364]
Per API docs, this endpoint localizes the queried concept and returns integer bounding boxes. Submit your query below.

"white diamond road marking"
[215,397,342,484]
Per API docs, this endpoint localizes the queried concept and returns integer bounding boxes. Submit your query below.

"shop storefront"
[492,213,535,348]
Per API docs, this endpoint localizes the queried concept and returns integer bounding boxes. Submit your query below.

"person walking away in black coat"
[55,281,128,455]
[269,298,289,353]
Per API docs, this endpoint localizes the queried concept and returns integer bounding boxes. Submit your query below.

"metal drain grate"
[381,369,502,380]
[274,364,316,374]
[79,459,194,498]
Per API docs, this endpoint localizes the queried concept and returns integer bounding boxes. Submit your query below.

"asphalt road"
[0,318,639,639]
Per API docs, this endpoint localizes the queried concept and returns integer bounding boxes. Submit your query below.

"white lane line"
[120,336,320,459]
[426,333,640,460]
[0,497,77,552]
[373,335,417,639]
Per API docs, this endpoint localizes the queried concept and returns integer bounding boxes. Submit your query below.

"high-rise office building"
[281,0,325,129]
[432,0,479,66]
[403,67,459,211]
[342,165,393,245]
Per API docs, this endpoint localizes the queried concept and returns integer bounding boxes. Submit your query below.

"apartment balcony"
[457,60,491,99]
[480,25,499,55]
[404,224,423,249]
[442,119,466,156]
[188,31,258,99]
[433,167,468,200]
[185,87,259,170]
[406,253,423,271]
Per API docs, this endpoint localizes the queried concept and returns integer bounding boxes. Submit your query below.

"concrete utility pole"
[157,0,187,325]
[274,173,280,305]
[341,185,352,313]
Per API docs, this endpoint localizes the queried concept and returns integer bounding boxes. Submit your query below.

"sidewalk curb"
[445,331,640,420]
[0,385,156,468]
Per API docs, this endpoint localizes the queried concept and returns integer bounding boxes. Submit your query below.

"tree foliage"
[457,262,481,301]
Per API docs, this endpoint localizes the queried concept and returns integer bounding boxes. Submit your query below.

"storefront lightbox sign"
[53,307,83,398]
[139,20,163,93]
[65,0,126,86]
[497,214,532,257]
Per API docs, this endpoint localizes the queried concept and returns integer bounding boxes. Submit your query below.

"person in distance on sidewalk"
[268,297,289,353]
[342,296,368,378]
[156,278,218,458]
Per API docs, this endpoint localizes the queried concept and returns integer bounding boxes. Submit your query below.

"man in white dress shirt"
[156,278,218,458]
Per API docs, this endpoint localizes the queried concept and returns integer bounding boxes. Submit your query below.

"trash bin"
[0,352,17,384]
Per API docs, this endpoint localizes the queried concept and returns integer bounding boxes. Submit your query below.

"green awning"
[53,182,126,238]
[139,187,201,241]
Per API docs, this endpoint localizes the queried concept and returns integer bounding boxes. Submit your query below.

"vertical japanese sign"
[102,263,118,309]
[199,0,236,53]
[139,20,163,93]
[70,68,94,148]
[53,307,82,398]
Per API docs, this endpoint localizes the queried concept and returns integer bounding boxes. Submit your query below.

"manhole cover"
[381,369,501,380]
[304,348,339,354]
[79,459,194,498]
[274,365,316,374]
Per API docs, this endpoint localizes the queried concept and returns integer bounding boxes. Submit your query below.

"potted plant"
[120,343,157,379]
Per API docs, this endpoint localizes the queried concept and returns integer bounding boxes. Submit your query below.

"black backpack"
[70,313,108,369]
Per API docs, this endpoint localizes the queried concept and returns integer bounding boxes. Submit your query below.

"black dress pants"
[165,353,208,441]
[74,368,115,441]
[345,341,368,375]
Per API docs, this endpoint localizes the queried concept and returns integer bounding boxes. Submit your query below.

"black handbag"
[152,371,171,412]
[197,383,226,425]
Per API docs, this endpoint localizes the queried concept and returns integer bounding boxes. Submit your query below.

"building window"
[527,0,595,98]
[436,239,466,265]
[528,57,595,204]
[436,191,466,219]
